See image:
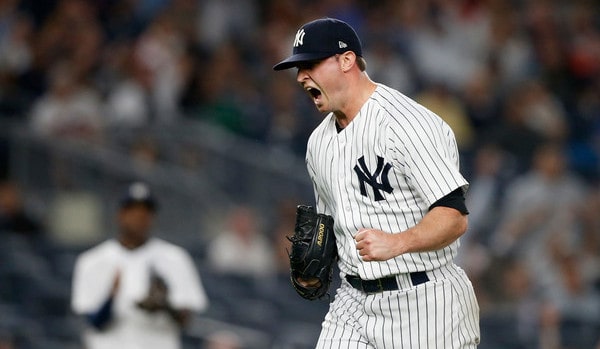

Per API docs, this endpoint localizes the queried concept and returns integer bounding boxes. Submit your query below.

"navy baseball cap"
[273,18,363,71]
[119,182,157,211]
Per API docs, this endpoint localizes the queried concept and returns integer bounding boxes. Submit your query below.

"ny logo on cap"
[293,29,306,47]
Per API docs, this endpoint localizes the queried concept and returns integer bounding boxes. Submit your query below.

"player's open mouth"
[306,87,322,102]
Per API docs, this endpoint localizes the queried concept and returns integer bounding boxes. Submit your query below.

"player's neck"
[334,75,377,129]
[118,235,149,250]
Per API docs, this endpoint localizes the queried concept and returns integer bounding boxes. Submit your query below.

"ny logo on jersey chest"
[354,156,393,201]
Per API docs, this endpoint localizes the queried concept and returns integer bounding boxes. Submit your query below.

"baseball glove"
[287,205,336,300]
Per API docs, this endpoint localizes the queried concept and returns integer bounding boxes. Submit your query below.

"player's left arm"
[361,111,469,262]
[137,273,193,327]
[355,188,468,261]
[166,249,209,325]
[166,305,193,327]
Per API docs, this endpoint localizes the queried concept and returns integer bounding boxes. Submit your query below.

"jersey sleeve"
[313,183,330,215]
[71,247,119,314]
[306,139,332,216]
[161,247,208,312]
[389,113,468,207]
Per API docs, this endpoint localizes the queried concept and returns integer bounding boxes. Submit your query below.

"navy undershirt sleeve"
[428,187,469,214]
[86,295,114,330]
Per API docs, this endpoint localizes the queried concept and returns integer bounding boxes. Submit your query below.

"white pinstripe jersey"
[306,83,468,280]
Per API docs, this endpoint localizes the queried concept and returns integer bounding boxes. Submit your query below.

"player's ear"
[339,51,356,73]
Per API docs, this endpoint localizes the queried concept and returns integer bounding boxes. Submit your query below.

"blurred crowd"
[0,0,599,348]
[0,0,596,163]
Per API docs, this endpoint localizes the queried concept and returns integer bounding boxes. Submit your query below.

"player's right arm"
[82,272,120,329]
[71,249,120,330]
[305,135,332,217]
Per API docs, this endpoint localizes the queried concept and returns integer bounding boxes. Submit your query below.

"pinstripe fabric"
[307,84,468,279]
[306,83,480,348]
[316,265,480,348]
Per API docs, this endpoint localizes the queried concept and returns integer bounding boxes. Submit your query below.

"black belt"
[345,271,430,293]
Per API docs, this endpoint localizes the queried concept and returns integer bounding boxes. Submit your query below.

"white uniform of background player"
[71,183,207,349]
[274,18,480,348]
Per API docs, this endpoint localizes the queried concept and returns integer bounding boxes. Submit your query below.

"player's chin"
[313,102,328,113]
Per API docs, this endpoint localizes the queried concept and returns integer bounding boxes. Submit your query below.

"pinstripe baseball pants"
[315,264,480,349]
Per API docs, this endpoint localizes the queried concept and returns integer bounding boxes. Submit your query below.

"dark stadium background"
[0,0,599,348]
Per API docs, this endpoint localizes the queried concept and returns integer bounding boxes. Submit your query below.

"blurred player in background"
[71,182,208,349]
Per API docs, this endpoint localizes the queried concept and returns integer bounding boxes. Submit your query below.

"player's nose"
[296,68,309,83]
